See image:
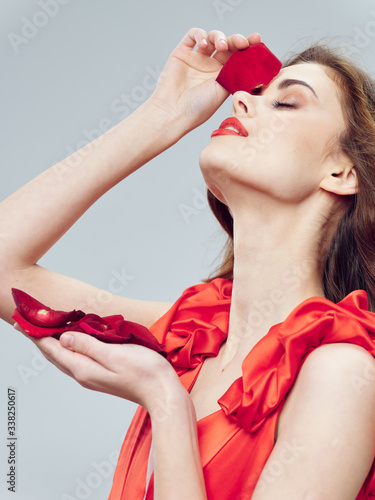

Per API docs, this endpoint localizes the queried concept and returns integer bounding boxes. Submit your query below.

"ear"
[319,158,358,196]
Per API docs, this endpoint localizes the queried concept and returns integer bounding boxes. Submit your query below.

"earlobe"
[320,166,358,196]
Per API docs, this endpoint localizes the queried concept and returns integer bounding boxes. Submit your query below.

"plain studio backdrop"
[1,1,375,499]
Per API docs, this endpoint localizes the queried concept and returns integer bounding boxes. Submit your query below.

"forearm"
[0,99,178,269]
[149,386,207,500]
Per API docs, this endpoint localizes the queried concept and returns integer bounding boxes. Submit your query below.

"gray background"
[1,0,375,499]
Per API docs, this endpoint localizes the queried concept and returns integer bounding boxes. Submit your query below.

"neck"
[217,198,332,371]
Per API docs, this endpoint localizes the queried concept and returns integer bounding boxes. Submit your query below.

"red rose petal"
[77,314,112,333]
[216,42,282,95]
[11,289,167,357]
[12,309,84,337]
[11,288,85,327]
[117,320,167,356]
[102,315,124,330]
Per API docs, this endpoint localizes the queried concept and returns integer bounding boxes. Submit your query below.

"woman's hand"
[149,27,261,137]
[14,323,184,416]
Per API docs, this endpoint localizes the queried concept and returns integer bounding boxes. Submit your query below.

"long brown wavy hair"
[203,44,375,311]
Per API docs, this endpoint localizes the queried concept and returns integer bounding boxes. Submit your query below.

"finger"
[195,35,216,56]
[212,31,262,66]
[226,34,249,53]
[13,321,32,337]
[207,29,228,53]
[13,323,102,380]
[58,333,119,389]
[179,27,210,52]
[26,334,74,377]
[42,352,73,377]
[13,322,63,364]
[248,32,262,45]
[13,322,23,333]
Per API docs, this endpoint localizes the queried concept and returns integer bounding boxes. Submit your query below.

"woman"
[2,27,375,499]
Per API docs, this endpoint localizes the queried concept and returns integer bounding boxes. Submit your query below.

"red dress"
[108,278,375,499]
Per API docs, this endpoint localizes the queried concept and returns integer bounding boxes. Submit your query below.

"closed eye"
[272,99,297,109]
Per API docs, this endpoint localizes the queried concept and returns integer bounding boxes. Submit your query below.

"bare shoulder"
[302,342,375,387]
[251,343,375,500]
[302,341,375,372]
[278,343,375,436]
[291,342,375,400]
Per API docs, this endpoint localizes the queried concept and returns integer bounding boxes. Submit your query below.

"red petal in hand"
[77,313,113,333]
[216,42,282,95]
[11,289,168,357]
[101,315,124,330]
[12,309,84,337]
[12,288,167,357]
[117,320,167,357]
[11,288,85,327]
[77,315,167,357]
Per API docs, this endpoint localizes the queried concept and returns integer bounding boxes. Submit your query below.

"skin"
[199,61,359,369]
[6,28,258,500]
[5,26,375,499]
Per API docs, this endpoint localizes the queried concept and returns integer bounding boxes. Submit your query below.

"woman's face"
[199,62,349,209]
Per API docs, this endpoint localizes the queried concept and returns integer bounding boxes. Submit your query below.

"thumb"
[60,332,101,359]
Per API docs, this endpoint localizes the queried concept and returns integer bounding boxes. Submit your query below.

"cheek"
[199,140,251,185]
[199,123,328,204]
[237,138,324,202]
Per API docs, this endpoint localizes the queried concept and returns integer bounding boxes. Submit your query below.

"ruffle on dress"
[149,279,375,498]
[152,280,375,429]
[110,278,375,499]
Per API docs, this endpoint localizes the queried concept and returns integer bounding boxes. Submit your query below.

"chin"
[199,145,231,206]
[207,183,228,206]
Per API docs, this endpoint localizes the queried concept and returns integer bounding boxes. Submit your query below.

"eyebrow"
[277,79,319,99]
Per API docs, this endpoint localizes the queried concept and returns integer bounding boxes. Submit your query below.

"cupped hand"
[14,323,182,414]
[149,27,261,137]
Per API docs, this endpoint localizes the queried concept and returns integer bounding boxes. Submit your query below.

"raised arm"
[0,27,251,328]
[0,100,177,327]
[10,27,262,499]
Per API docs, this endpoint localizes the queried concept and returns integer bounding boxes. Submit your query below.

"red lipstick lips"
[211,117,248,138]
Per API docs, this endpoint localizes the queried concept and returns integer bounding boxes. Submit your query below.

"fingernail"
[60,333,74,348]
[219,38,227,46]
[201,38,208,46]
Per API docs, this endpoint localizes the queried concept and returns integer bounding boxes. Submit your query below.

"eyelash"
[272,99,297,109]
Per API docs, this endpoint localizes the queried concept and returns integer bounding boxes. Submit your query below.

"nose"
[232,91,257,118]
